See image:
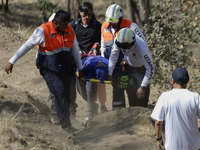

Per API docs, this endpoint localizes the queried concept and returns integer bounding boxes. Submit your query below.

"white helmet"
[48,13,56,22]
[115,28,136,49]
[105,4,124,23]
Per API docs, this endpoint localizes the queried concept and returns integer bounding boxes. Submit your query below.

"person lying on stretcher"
[77,54,109,83]
[76,49,109,120]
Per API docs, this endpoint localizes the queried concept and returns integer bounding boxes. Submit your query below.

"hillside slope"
[0,1,159,150]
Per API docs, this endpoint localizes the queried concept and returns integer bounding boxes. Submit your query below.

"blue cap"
[172,67,189,83]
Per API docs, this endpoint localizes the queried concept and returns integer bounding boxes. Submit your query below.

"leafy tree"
[36,0,58,22]
[144,0,200,91]
[126,0,150,27]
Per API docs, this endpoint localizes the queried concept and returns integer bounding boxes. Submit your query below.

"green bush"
[36,0,58,22]
[144,0,200,91]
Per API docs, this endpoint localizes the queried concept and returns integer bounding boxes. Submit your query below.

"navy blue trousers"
[39,67,71,128]
[112,65,150,110]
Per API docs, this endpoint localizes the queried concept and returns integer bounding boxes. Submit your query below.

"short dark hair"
[79,2,93,13]
[78,2,96,20]
[54,10,70,22]
[174,80,188,87]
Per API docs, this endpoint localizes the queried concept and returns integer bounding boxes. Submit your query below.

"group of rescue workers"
[5,2,200,150]
[4,2,154,134]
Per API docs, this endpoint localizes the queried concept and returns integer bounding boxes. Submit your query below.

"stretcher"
[76,71,112,84]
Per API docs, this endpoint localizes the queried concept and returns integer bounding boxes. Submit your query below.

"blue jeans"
[39,67,71,128]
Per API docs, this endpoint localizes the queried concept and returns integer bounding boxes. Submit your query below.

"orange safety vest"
[38,21,75,53]
[101,18,132,47]
[101,18,132,63]
[36,21,76,74]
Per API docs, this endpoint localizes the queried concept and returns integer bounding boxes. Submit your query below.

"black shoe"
[100,105,108,113]
[62,125,76,134]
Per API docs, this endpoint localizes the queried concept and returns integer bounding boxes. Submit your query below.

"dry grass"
[0,103,80,150]
[0,104,27,150]
[0,104,44,150]
[0,92,4,99]
[133,112,156,138]
[14,23,35,39]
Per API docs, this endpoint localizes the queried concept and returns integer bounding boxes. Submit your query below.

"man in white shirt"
[101,3,146,110]
[108,27,154,108]
[151,67,200,150]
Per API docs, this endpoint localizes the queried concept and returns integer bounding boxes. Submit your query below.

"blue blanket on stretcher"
[78,55,108,83]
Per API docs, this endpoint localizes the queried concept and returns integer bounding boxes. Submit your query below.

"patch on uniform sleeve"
[50,33,55,38]
[65,32,70,36]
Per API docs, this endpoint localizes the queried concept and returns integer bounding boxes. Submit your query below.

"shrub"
[144,0,200,91]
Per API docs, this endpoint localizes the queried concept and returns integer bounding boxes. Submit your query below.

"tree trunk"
[76,0,82,9]
[67,0,71,16]
[139,0,150,25]
[1,0,9,12]
[76,0,82,19]
[72,0,75,20]
[72,0,82,20]
[131,1,138,23]
[126,0,133,21]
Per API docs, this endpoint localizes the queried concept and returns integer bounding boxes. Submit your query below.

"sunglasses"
[57,22,68,28]
[105,17,119,23]
[115,40,135,49]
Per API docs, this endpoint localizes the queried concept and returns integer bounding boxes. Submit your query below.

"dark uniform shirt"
[70,18,101,54]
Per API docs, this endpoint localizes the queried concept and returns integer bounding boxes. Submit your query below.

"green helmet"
[105,4,124,23]
[115,28,136,49]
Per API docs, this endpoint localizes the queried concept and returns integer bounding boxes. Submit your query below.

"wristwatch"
[155,135,162,141]
[141,86,146,90]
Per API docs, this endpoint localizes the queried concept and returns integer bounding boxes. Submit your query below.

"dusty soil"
[0,1,183,150]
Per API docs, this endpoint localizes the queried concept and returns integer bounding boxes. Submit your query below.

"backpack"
[79,55,108,83]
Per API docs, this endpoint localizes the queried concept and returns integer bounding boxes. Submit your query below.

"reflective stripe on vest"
[102,18,133,47]
[38,47,71,55]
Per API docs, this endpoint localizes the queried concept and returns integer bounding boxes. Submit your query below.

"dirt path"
[0,1,159,150]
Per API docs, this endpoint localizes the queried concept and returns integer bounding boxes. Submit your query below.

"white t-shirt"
[108,36,154,87]
[151,89,200,150]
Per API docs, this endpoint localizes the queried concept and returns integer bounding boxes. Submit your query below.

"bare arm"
[155,120,164,150]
